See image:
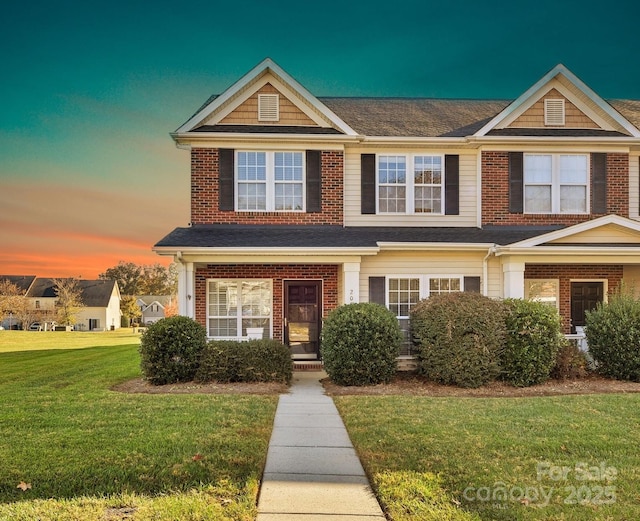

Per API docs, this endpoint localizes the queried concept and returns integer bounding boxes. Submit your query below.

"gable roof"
[26,279,118,307]
[475,64,640,138]
[175,58,357,136]
[0,275,37,294]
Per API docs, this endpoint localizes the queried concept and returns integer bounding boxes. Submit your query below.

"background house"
[136,295,174,325]
[0,277,122,331]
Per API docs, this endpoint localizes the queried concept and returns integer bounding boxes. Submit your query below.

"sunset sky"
[1,0,639,278]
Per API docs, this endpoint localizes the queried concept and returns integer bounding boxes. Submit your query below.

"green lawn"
[336,394,640,521]
[0,332,278,521]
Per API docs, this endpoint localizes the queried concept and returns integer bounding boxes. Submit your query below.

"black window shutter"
[592,153,607,214]
[219,148,235,211]
[509,152,524,213]
[361,154,376,214]
[306,150,321,213]
[463,276,481,293]
[369,277,386,305]
[444,154,460,215]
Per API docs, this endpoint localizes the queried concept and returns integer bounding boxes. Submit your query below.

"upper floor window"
[237,151,304,211]
[524,154,588,214]
[378,154,443,214]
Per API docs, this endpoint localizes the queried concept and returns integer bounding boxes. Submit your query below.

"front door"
[571,282,603,333]
[284,281,321,359]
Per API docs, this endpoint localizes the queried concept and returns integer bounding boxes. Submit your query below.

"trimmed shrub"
[320,303,402,386]
[139,316,207,385]
[501,298,563,387]
[585,289,640,381]
[411,293,506,388]
[195,339,293,384]
[551,341,589,380]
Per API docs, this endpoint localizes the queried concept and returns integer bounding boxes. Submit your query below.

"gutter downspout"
[483,245,497,296]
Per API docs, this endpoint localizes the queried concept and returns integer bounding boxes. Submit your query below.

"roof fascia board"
[154,246,380,257]
[469,136,639,146]
[508,215,640,247]
[377,242,494,251]
[175,58,358,136]
[170,132,358,146]
[475,64,640,138]
[495,246,640,259]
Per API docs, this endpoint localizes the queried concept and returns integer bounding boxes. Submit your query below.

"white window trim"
[523,153,590,214]
[384,275,464,311]
[206,279,273,339]
[235,151,306,212]
[376,154,445,215]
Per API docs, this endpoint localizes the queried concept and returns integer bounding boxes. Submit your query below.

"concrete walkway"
[256,371,386,520]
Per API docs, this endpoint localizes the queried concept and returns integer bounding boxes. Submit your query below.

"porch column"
[502,260,525,298]
[177,262,195,318]
[343,262,361,304]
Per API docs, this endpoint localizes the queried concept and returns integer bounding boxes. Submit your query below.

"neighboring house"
[25,278,121,331]
[136,296,174,325]
[154,58,640,361]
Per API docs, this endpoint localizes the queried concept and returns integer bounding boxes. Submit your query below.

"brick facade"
[194,264,339,340]
[524,264,623,333]
[481,151,629,225]
[190,148,344,225]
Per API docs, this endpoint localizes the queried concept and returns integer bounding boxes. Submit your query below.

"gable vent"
[544,98,565,126]
[258,94,279,122]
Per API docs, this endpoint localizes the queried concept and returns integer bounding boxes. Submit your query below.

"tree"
[99,261,177,296]
[99,261,143,296]
[0,280,28,328]
[53,278,83,326]
[120,295,142,326]
[164,296,179,318]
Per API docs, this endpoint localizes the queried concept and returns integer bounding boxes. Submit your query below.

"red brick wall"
[524,264,623,333]
[194,264,339,340]
[190,149,344,225]
[481,152,629,225]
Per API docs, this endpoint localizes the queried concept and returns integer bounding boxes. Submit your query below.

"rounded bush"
[139,316,207,385]
[320,303,402,386]
[501,298,563,387]
[195,339,293,384]
[585,290,640,381]
[411,292,506,388]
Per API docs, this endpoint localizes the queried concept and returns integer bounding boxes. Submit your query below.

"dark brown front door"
[571,282,603,333]
[284,281,321,359]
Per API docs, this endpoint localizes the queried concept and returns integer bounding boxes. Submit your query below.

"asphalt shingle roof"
[155,224,565,249]
[26,279,117,307]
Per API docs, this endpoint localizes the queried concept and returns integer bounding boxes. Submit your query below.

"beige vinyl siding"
[509,88,599,128]
[219,83,317,126]
[359,250,486,301]
[630,153,639,219]
[548,224,640,244]
[623,266,640,294]
[344,147,478,227]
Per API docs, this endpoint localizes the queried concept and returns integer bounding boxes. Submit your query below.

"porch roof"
[154,224,563,250]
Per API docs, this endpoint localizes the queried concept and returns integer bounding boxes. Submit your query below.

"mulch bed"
[113,373,640,398]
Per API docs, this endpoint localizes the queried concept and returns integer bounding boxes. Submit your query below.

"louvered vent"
[544,99,565,126]
[258,94,279,122]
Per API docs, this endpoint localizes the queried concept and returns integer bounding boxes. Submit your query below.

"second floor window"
[524,154,588,214]
[378,155,443,214]
[237,151,304,211]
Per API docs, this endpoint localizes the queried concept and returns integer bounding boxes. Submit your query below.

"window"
[35,300,40,309]
[525,279,559,310]
[207,280,272,338]
[378,154,443,214]
[524,154,588,214]
[386,275,462,355]
[237,151,304,211]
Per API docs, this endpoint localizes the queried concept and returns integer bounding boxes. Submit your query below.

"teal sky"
[1,0,639,277]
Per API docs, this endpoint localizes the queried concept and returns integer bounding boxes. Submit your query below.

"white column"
[177,262,195,318]
[502,260,525,298]
[343,262,361,304]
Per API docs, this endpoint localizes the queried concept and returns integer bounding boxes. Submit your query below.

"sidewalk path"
[256,371,386,520]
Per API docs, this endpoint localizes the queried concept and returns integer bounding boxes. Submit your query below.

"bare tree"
[53,278,83,326]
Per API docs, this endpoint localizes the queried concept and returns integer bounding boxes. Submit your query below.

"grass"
[0,331,278,520]
[336,394,640,521]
